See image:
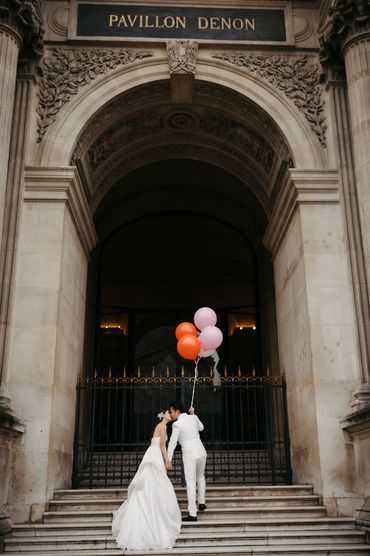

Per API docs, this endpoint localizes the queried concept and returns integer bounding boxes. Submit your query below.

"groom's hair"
[169,400,185,413]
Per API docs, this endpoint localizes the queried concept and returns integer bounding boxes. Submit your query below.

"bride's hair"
[149,408,168,441]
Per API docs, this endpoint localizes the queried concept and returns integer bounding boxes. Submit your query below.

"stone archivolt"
[212,53,327,148]
[70,80,293,212]
[87,105,274,176]
[0,0,44,67]
[36,48,154,142]
[319,0,370,74]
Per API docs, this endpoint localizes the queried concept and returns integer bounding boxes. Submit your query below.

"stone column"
[0,73,34,548]
[0,0,43,404]
[320,0,370,406]
[343,37,370,403]
[264,169,361,516]
[0,27,21,282]
[7,167,97,523]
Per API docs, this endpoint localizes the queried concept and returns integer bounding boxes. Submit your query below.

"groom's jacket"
[167,413,207,463]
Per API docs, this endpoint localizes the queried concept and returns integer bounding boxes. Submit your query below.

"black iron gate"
[72,368,292,488]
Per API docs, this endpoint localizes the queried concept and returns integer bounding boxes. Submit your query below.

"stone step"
[42,506,327,523]
[4,530,367,552]
[12,517,358,536]
[48,495,320,511]
[53,485,314,499]
[4,544,370,555]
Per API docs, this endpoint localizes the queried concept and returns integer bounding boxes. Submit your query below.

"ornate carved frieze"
[71,81,170,163]
[0,0,44,68]
[212,53,327,147]
[87,105,275,178]
[166,40,198,74]
[36,48,153,142]
[319,0,370,75]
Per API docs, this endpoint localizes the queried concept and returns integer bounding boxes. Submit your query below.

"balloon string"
[190,356,200,409]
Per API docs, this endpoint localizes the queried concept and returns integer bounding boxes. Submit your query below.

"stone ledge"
[0,407,25,438]
[340,405,370,437]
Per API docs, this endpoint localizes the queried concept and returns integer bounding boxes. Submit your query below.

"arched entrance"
[71,81,294,486]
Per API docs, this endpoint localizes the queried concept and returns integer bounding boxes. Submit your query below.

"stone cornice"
[319,0,370,76]
[24,166,98,255]
[340,405,370,438]
[263,169,339,256]
[0,0,44,70]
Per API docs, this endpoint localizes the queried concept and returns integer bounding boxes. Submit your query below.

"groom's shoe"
[182,515,197,522]
[198,504,207,512]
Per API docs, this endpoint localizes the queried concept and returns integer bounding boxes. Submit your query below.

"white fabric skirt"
[112,437,181,550]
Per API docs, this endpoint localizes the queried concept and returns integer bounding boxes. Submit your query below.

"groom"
[166,401,207,522]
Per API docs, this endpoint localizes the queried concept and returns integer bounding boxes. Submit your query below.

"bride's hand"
[165,461,173,470]
[189,406,195,415]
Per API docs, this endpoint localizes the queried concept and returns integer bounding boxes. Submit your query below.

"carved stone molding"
[319,0,370,76]
[0,0,44,69]
[166,40,198,74]
[212,53,327,148]
[86,104,275,180]
[36,48,154,142]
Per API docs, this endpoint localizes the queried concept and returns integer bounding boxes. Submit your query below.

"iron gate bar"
[72,368,292,488]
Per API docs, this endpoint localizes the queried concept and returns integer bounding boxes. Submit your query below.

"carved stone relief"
[87,104,275,179]
[212,53,327,147]
[0,0,44,68]
[293,13,314,43]
[166,40,198,74]
[319,0,370,76]
[36,48,154,142]
[47,4,69,37]
[71,82,170,163]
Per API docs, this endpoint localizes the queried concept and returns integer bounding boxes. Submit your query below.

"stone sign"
[76,4,287,42]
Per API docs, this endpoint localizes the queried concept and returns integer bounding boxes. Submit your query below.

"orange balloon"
[175,322,197,340]
[177,334,201,360]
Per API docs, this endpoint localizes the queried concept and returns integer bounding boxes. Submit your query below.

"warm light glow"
[239,326,243,330]
[253,326,256,330]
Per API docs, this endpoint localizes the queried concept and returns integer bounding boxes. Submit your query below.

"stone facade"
[0,0,370,547]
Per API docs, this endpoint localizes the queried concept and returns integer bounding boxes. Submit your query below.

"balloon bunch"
[176,307,223,360]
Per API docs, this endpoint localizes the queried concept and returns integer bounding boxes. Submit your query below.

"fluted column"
[0,1,43,403]
[0,26,21,258]
[343,37,370,401]
[0,75,35,410]
[319,2,370,403]
[327,79,370,406]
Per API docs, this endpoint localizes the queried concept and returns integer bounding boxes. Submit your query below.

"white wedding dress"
[112,436,182,550]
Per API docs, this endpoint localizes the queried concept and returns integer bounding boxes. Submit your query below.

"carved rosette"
[36,48,153,142]
[319,0,370,76]
[212,53,326,147]
[166,40,198,74]
[0,0,44,69]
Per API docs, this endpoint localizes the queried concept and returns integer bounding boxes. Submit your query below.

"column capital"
[0,0,43,70]
[319,0,370,79]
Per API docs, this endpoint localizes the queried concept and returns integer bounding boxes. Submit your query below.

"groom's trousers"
[183,456,206,516]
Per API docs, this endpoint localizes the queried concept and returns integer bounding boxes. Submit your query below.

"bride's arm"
[160,426,170,466]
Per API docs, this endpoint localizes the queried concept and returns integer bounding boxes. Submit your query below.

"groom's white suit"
[167,412,207,517]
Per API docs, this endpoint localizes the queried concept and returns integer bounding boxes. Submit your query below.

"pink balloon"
[194,307,217,331]
[199,326,223,351]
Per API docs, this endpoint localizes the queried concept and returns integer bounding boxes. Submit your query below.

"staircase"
[5,485,369,555]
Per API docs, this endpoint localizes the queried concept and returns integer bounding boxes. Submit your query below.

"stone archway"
[5,52,362,522]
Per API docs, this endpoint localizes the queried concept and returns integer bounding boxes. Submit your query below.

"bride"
[112,409,182,550]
